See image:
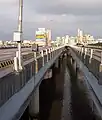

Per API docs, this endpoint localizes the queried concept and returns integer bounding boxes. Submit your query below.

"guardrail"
[0,46,64,108]
[22,52,34,61]
[87,45,102,49]
[0,59,14,69]
[0,47,58,70]
[70,46,102,119]
[0,46,30,49]
[0,53,34,70]
[71,46,102,82]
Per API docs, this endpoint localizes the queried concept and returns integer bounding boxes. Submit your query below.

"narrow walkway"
[67,57,100,120]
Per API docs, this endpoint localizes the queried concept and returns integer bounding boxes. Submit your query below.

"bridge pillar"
[29,87,39,119]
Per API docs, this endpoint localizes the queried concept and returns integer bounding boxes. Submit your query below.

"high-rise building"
[35,28,52,46]
[35,28,46,46]
[46,29,51,46]
[77,28,83,44]
[65,35,69,44]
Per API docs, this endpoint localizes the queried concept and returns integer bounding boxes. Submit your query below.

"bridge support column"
[29,87,39,120]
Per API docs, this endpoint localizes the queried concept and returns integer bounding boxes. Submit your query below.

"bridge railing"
[0,46,64,108]
[71,46,102,81]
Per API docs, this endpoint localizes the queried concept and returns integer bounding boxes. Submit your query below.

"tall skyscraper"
[46,29,51,46]
[77,28,83,44]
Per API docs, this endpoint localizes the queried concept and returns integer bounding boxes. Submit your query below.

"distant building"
[0,40,3,45]
[35,28,52,46]
[77,28,83,44]
[65,35,69,44]
[62,37,65,44]
[97,39,102,43]
[23,40,31,44]
[69,37,76,45]
[56,37,62,45]
[35,28,46,46]
[83,34,95,44]
[46,29,51,46]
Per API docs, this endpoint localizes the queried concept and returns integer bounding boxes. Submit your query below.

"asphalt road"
[0,48,32,61]
[0,46,51,61]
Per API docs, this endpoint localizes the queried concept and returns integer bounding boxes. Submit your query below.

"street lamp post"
[17,0,23,70]
[13,0,23,70]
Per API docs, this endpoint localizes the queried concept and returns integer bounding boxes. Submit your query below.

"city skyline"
[0,0,102,40]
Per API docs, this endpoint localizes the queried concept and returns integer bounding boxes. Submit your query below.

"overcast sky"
[0,0,102,40]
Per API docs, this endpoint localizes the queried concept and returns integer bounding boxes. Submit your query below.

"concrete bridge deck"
[0,45,102,120]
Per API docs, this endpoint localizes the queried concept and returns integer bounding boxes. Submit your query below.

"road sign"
[13,32,22,42]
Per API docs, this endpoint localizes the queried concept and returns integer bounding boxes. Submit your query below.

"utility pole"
[17,0,23,70]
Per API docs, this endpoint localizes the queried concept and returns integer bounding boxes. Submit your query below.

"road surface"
[0,48,32,61]
[0,46,51,61]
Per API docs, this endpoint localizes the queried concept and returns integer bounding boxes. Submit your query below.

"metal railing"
[71,46,101,80]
